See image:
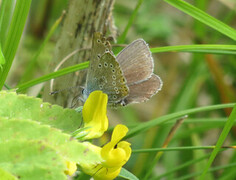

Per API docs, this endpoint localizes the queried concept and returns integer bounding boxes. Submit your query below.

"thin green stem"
[16,61,89,92]
[151,44,236,55]
[126,103,236,139]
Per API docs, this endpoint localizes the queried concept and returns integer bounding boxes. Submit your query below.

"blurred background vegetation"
[1,0,236,179]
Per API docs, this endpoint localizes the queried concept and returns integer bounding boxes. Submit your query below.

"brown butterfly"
[82,32,162,106]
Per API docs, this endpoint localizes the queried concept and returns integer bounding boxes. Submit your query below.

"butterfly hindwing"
[86,32,112,95]
[122,74,162,105]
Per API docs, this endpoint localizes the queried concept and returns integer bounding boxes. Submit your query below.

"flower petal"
[64,161,77,176]
[101,124,131,167]
[82,91,108,139]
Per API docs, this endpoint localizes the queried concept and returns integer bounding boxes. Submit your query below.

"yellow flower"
[64,161,77,176]
[101,124,131,168]
[82,91,108,139]
[80,124,131,180]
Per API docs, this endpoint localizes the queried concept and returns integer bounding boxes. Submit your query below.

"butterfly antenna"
[50,47,90,92]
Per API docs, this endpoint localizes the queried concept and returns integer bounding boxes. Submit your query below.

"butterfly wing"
[116,39,163,105]
[87,52,129,104]
[85,32,112,94]
[122,74,162,105]
[116,39,154,85]
[85,33,161,106]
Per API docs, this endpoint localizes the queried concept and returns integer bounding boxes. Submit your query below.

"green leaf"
[0,140,67,180]
[0,91,81,133]
[0,168,18,180]
[0,118,101,164]
[0,91,103,179]
[119,168,139,180]
[164,0,236,41]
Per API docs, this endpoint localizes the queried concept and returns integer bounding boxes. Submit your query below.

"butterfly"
[82,32,162,107]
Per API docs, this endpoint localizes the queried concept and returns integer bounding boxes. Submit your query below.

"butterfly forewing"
[116,39,154,85]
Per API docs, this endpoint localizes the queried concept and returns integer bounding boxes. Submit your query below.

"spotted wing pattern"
[84,32,129,104]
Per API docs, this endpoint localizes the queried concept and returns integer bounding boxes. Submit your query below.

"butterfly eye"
[81,88,85,94]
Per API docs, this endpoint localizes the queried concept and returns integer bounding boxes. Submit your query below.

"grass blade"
[0,44,5,70]
[0,0,15,45]
[126,103,236,139]
[0,0,32,89]
[164,0,236,41]
[19,11,65,84]
[16,61,89,92]
[151,44,236,55]
[117,0,144,44]
[200,105,236,179]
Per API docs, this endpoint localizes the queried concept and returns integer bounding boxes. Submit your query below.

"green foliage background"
[0,0,236,179]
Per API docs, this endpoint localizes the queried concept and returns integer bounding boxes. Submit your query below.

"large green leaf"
[0,118,101,164]
[0,91,103,179]
[0,168,17,180]
[0,140,66,180]
[0,91,82,133]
